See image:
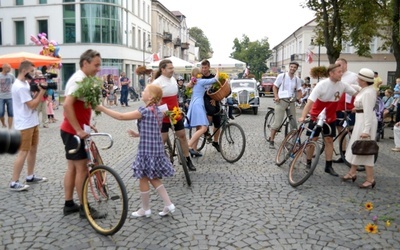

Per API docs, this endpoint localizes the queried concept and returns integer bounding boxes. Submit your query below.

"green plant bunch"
[72,76,103,116]
[310,66,328,79]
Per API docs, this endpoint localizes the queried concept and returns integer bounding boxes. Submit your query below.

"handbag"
[351,139,379,155]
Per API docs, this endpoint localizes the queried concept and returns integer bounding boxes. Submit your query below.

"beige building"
[266,19,397,86]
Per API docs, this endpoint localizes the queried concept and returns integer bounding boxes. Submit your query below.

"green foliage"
[189,27,212,60]
[72,76,103,116]
[231,34,270,80]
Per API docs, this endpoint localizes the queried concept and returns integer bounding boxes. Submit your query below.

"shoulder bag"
[351,139,379,155]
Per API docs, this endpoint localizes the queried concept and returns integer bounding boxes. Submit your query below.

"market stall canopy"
[0,52,61,69]
[195,57,246,73]
[146,56,194,73]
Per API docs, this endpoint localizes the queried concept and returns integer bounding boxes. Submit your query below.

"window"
[63,4,76,43]
[81,3,122,44]
[16,0,23,5]
[38,20,48,37]
[15,21,25,45]
[61,63,76,90]
[131,26,136,48]
[0,22,2,45]
[39,0,47,3]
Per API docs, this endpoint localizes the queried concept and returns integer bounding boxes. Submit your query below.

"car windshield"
[231,82,256,89]
[262,77,276,84]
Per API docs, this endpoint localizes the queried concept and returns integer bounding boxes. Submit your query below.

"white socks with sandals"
[131,185,175,218]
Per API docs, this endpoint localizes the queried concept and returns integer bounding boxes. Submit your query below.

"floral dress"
[132,105,175,179]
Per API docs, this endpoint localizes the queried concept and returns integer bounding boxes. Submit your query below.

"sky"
[161,0,316,58]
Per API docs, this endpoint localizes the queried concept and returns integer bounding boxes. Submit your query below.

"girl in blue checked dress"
[96,84,176,218]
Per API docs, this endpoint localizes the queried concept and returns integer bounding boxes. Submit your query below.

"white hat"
[358,68,374,83]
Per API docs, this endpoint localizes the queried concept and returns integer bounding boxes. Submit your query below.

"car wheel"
[253,107,258,115]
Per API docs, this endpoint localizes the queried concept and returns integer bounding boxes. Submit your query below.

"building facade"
[0,0,198,90]
[266,19,397,86]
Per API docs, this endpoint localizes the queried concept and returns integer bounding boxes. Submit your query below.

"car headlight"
[232,93,237,99]
[250,93,255,98]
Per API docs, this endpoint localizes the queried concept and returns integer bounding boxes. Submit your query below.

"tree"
[231,35,271,80]
[189,27,212,60]
[305,0,382,63]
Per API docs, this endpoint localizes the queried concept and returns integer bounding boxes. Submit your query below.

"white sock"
[26,175,34,180]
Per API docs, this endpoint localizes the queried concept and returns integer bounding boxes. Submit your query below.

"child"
[46,95,56,123]
[96,84,175,217]
[107,84,115,106]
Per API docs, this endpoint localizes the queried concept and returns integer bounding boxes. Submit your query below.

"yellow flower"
[365,202,373,211]
[210,72,229,92]
[365,223,378,234]
[165,106,182,125]
[386,220,391,227]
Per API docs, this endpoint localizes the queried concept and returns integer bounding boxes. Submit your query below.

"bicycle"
[189,103,246,163]
[263,97,298,141]
[275,114,327,187]
[164,114,191,186]
[71,133,128,235]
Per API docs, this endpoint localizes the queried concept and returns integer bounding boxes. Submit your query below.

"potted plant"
[310,66,328,79]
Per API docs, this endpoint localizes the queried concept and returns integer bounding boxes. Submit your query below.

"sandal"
[341,173,357,182]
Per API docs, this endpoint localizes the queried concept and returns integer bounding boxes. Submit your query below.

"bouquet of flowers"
[184,87,193,99]
[208,72,229,93]
[72,76,103,116]
[207,72,231,101]
[165,106,182,125]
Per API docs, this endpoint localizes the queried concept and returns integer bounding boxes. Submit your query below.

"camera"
[27,72,58,92]
[0,129,21,154]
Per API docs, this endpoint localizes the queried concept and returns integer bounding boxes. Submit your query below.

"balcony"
[163,32,172,43]
[174,38,181,47]
[181,42,189,50]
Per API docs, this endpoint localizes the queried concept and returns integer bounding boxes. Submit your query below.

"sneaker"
[391,147,400,152]
[10,181,29,191]
[212,142,221,152]
[79,205,107,219]
[63,203,80,216]
[269,141,275,149]
[26,175,48,183]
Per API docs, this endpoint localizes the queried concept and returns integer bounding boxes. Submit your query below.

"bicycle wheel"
[165,137,174,163]
[175,138,191,186]
[188,128,206,152]
[263,110,275,140]
[288,141,320,187]
[275,130,298,166]
[219,123,246,163]
[82,165,128,235]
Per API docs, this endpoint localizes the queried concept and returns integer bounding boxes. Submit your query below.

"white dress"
[345,85,377,167]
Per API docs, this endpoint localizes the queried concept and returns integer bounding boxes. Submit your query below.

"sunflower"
[385,220,391,227]
[165,106,182,125]
[365,223,378,234]
[210,72,229,92]
[365,202,373,211]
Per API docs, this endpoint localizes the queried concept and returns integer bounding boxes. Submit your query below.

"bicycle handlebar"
[68,133,114,154]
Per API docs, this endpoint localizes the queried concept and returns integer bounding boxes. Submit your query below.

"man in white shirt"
[267,61,302,149]
[10,60,48,191]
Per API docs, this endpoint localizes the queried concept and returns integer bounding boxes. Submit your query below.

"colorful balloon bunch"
[30,32,62,69]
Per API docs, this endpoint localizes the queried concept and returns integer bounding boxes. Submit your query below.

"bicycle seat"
[267,107,275,111]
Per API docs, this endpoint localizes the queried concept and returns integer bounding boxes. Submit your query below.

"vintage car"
[258,76,276,97]
[229,79,260,115]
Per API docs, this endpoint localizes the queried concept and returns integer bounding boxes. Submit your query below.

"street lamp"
[142,39,152,66]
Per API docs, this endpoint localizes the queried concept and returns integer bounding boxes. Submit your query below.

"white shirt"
[65,70,86,101]
[11,79,39,130]
[152,75,178,97]
[274,73,301,99]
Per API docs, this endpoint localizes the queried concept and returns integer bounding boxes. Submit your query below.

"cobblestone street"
[1,96,400,249]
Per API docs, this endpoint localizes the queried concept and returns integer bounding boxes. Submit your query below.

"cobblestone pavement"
[1,96,400,250]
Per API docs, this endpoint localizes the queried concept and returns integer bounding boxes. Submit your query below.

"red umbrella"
[0,52,61,69]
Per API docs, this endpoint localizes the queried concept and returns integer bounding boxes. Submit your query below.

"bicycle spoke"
[83,166,128,235]
[288,141,320,187]
[220,123,246,163]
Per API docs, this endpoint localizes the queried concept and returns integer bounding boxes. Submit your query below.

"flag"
[305,49,314,64]
[243,67,249,77]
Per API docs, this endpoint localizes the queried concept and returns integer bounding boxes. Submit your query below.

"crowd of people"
[3,49,400,225]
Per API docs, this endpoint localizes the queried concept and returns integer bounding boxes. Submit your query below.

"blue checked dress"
[132,105,175,179]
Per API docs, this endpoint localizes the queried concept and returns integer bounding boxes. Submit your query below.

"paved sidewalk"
[1,97,400,249]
